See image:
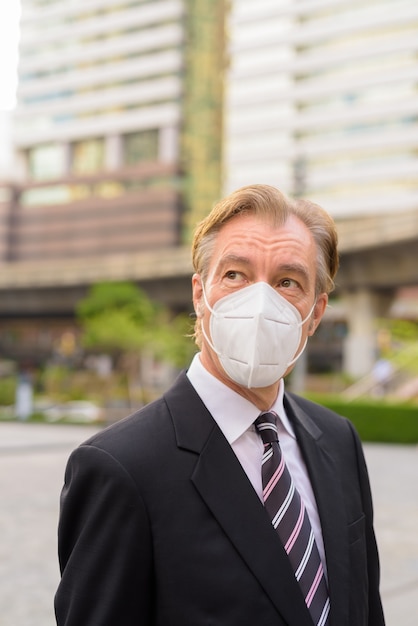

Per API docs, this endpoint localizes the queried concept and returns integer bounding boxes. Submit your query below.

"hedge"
[305,394,418,444]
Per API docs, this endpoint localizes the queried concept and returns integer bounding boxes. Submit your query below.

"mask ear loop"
[287,299,317,368]
[199,282,223,357]
[299,299,317,327]
[286,336,308,368]
[200,281,215,315]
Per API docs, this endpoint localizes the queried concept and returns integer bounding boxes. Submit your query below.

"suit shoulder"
[77,371,194,461]
[81,394,171,457]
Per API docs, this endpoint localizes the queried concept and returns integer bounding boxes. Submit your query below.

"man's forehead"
[213,214,314,252]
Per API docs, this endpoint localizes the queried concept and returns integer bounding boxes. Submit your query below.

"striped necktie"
[255,412,330,626]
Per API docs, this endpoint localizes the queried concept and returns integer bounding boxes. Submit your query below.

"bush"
[0,376,16,406]
[306,394,418,444]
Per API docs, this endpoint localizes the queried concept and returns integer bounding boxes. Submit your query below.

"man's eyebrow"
[279,263,310,280]
[218,254,252,267]
[214,254,253,273]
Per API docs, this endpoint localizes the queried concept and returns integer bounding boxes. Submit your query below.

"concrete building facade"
[224,0,418,215]
[4,0,187,268]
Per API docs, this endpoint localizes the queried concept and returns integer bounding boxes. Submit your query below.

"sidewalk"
[0,422,98,626]
[364,442,418,626]
[0,421,417,625]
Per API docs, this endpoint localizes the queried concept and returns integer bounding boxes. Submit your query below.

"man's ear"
[308,293,328,336]
[192,273,204,318]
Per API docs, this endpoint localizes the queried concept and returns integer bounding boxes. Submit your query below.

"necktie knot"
[255,411,279,445]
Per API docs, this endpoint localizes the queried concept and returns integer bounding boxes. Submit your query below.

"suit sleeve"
[55,444,154,626]
[348,421,386,626]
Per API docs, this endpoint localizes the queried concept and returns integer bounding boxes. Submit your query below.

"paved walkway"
[0,421,417,625]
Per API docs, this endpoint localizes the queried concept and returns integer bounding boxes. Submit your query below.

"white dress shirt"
[186,353,327,573]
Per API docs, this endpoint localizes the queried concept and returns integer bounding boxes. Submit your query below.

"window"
[124,129,159,165]
[72,138,105,174]
[29,143,67,180]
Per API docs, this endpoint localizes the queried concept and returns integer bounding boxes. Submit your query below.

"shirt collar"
[186,353,296,443]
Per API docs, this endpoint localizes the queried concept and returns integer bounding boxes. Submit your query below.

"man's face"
[192,213,328,392]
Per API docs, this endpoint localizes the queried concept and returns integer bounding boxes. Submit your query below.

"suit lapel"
[284,393,350,626]
[164,373,313,626]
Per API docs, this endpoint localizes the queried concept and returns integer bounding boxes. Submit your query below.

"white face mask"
[201,281,315,389]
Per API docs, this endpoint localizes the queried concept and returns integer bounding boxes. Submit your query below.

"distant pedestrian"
[15,370,33,421]
[372,358,394,396]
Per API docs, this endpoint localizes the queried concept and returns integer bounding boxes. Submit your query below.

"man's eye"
[225,271,239,280]
[280,278,297,288]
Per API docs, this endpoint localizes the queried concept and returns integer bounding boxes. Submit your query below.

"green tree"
[385,319,418,375]
[76,282,196,405]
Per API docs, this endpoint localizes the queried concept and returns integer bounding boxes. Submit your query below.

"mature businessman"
[55,184,385,625]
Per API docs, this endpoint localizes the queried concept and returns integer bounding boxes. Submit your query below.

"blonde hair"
[191,184,339,345]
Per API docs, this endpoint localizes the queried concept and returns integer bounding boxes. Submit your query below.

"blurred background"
[0,0,417,433]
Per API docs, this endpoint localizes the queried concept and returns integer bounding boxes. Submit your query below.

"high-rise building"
[13,1,186,261]
[11,0,223,256]
[224,0,418,218]
[0,0,225,362]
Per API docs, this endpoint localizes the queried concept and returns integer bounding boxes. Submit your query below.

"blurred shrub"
[40,365,128,404]
[306,394,418,444]
[0,376,16,406]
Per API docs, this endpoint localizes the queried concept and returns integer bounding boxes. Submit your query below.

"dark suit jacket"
[55,371,385,626]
